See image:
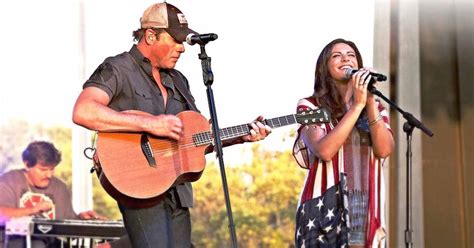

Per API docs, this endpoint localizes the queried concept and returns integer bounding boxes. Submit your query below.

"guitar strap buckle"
[82,132,101,174]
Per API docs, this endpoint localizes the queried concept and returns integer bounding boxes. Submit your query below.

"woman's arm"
[366,98,394,158]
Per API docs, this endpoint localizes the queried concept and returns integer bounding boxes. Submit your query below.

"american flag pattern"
[295,176,350,247]
[293,97,391,248]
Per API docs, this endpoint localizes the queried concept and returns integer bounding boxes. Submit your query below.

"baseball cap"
[140,2,197,43]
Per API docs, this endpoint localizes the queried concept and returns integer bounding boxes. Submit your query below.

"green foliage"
[191,144,306,248]
[92,175,122,220]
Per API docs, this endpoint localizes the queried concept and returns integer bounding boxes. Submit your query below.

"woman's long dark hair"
[313,38,363,119]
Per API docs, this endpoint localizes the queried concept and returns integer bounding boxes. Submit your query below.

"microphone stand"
[368,84,433,248]
[197,43,238,248]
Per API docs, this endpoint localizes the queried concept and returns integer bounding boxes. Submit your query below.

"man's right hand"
[32,201,53,215]
[144,114,183,140]
[73,87,185,140]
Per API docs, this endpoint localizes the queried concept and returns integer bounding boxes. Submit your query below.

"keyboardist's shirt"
[0,169,78,225]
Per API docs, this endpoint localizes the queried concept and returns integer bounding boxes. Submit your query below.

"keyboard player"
[0,141,129,247]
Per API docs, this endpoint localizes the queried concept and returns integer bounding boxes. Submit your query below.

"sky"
[0,0,374,162]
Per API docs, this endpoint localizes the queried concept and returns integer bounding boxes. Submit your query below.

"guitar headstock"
[295,108,331,125]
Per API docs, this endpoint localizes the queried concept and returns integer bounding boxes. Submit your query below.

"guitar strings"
[143,114,301,148]
[143,114,305,155]
[146,138,231,154]
[146,131,249,155]
[146,130,250,146]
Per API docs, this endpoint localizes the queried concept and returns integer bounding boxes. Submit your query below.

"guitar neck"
[192,114,297,146]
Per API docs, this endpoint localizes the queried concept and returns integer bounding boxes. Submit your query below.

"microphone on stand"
[186,33,218,45]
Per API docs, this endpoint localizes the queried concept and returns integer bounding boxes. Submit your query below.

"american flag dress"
[293,97,391,248]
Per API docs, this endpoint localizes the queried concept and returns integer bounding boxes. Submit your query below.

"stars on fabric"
[295,182,349,247]
[316,197,324,211]
[307,218,316,230]
[326,208,335,220]
[317,235,325,243]
[323,225,333,233]
[300,239,306,248]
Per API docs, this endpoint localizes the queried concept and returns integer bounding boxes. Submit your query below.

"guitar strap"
[169,70,199,112]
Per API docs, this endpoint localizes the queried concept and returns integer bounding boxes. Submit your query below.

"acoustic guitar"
[94,109,330,207]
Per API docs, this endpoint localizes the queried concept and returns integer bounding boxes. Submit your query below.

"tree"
[191,144,306,247]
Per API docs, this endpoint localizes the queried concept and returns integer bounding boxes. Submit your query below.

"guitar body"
[92,108,330,207]
[96,111,210,206]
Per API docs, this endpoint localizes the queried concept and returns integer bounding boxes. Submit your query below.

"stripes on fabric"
[293,97,390,248]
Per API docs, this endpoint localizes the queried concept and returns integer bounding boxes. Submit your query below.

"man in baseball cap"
[72,2,272,248]
[140,2,197,43]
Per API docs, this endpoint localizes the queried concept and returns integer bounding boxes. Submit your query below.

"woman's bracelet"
[369,113,383,126]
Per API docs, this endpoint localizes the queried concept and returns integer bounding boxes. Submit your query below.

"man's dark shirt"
[83,45,198,207]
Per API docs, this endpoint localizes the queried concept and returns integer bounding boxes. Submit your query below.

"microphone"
[186,33,218,46]
[344,68,387,82]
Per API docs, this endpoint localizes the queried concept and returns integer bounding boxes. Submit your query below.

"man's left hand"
[241,116,272,142]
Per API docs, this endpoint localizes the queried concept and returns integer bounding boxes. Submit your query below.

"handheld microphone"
[186,33,218,46]
[344,68,387,82]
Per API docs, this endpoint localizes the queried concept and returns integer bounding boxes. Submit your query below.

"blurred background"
[0,0,472,247]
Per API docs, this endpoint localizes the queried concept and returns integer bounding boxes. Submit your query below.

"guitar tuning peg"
[319,118,323,122]
[304,120,309,123]
[312,118,316,123]
[309,111,314,114]
[316,110,320,113]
